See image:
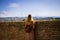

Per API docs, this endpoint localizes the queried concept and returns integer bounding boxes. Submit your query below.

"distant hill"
[0,17,26,22]
[0,17,60,22]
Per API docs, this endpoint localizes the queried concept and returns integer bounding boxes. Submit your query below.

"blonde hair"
[27,14,33,22]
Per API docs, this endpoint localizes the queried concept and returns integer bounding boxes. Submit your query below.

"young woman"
[25,14,35,40]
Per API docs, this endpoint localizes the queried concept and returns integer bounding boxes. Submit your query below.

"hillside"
[0,17,60,22]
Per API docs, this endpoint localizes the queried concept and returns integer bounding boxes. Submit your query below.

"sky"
[0,0,60,17]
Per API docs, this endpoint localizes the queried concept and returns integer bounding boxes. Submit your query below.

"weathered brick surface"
[35,21,60,40]
[0,22,25,40]
[0,21,60,40]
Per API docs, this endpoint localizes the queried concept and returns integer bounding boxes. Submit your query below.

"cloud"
[8,3,19,8]
[0,11,8,17]
[0,11,4,14]
[0,11,7,14]
[2,11,7,14]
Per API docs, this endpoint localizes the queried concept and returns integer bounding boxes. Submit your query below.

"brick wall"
[35,21,60,40]
[0,21,60,40]
[0,22,25,40]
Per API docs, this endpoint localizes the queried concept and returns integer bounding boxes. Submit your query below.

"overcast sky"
[0,0,60,17]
